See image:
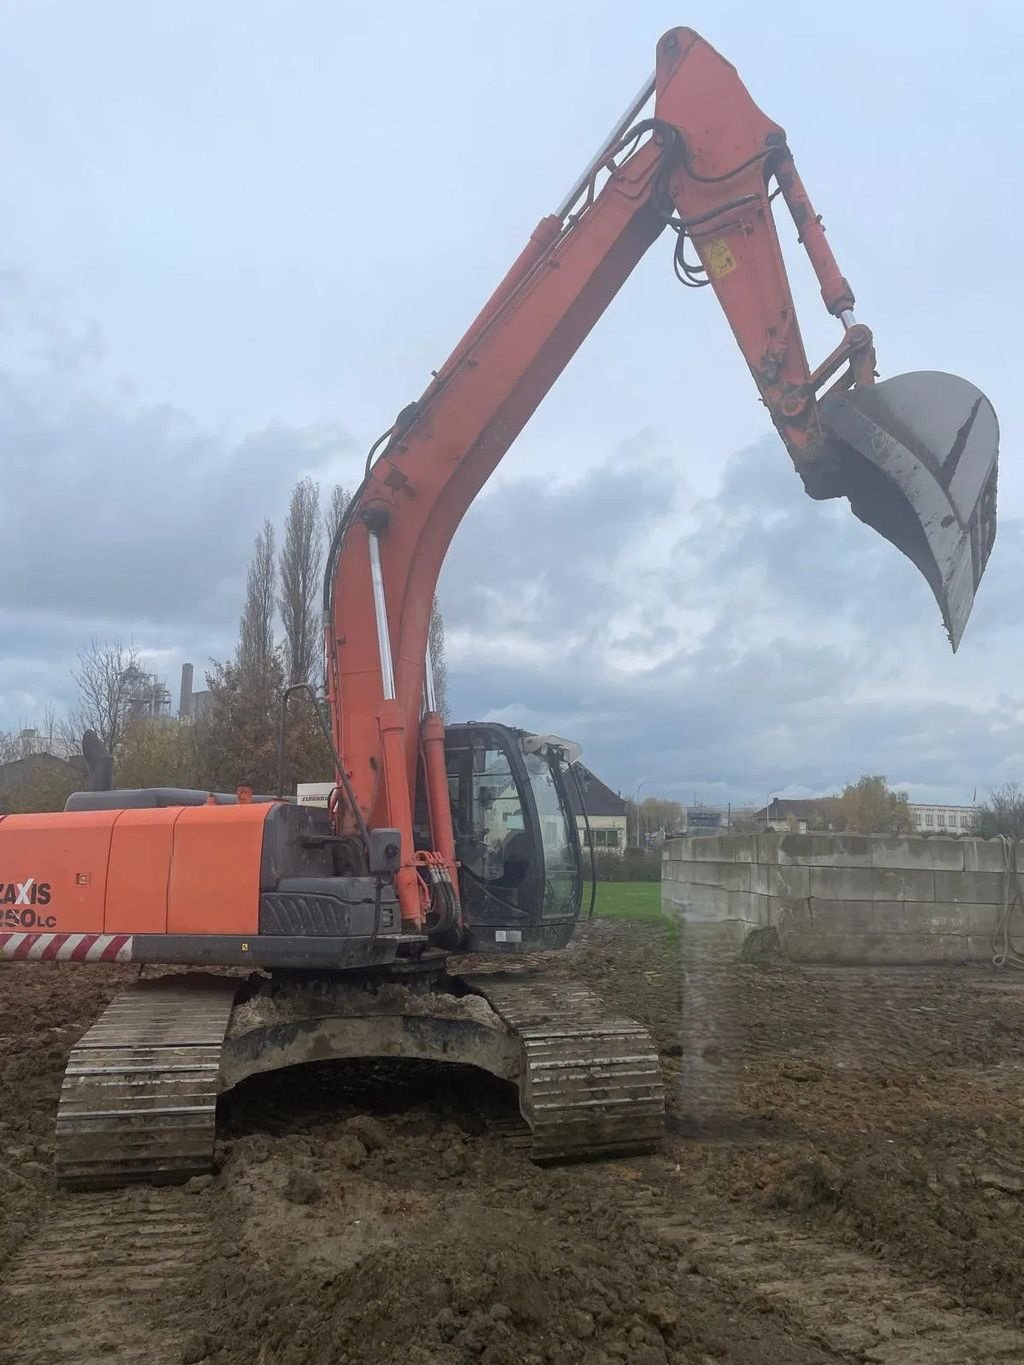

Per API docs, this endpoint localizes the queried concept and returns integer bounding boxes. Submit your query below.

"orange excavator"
[0,27,999,1186]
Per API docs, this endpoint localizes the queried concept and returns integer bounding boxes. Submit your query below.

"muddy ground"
[4,919,1024,1363]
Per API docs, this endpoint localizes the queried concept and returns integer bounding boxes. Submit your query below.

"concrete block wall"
[662,831,1015,965]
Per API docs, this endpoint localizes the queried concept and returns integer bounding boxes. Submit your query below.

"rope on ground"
[993,834,1024,969]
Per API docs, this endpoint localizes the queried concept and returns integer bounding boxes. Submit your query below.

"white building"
[567,765,629,855]
[908,803,978,834]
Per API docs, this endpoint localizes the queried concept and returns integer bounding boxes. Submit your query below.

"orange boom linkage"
[0,27,998,1186]
[323,27,996,931]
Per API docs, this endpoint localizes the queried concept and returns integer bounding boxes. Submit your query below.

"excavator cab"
[441,723,583,953]
[814,372,998,651]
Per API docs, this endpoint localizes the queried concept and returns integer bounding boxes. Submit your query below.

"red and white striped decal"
[0,932,134,963]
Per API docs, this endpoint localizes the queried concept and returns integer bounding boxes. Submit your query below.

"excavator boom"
[325,26,1000,926]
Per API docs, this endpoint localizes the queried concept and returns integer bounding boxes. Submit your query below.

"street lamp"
[634,779,650,849]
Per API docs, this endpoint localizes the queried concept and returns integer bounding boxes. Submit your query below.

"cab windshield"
[523,750,579,919]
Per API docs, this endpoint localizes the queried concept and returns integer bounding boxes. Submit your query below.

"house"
[302,763,632,855]
[908,803,978,834]
[0,752,84,814]
[684,804,724,833]
[567,764,629,855]
[753,796,837,833]
[753,795,979,836]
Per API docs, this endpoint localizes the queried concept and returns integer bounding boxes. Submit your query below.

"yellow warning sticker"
[706,238,737,278]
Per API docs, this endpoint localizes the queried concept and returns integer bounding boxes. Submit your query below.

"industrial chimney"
[179,662,195,718]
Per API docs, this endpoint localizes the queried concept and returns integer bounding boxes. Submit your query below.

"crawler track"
[55,974,239,1189]
[460,972,665,1159]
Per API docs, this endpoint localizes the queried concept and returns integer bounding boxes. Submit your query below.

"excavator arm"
[324,26,998,928]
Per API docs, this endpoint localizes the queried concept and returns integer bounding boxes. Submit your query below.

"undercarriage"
[54,960,666,1188]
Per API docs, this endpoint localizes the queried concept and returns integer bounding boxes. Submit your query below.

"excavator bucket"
[818,372,998,650]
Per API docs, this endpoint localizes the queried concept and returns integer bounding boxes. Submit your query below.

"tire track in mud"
[616,1168,1024,1364]
[2,1189,201,1365]
[484,1101,1024,1365]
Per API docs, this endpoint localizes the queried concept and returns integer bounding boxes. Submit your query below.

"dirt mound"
[187,1194,687,1365]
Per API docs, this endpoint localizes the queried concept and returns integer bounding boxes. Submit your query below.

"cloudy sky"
[2,0,1022,807]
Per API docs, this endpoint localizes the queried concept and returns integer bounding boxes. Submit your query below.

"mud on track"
[3,919,1024,1363]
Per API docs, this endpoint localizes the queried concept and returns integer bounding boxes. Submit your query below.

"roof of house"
[566,764,627,818]
[0,752,81,795]
[753,796,837,820]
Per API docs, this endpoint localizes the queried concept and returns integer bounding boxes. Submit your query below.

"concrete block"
[663,838,692,863]
[805,898,995,936]
[778,833,873,866]
[682,883,736,925]
[870,836,963,871]
[809,866,934,902]
[933,870,1005,904]
[682,834,757,864]
[660,882,768,930]
[778,930,988,966]
[750,863,810,898]
[929,901,999,934]
[755,833,780,865]
[962,839,1011,873]
[744,891,773,927]
[680,860,753,893]
[873,867,936,902]
[661,882,689,919]
[803,898,902,932]
[774,897,813,931]
[675,918,752,952]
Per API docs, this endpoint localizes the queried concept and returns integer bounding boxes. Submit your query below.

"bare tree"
[278,478,323,684]
[428,597,449,721]
[237,519,277,687]
[68,637,143,753]
[978,783,1024,840]
[324,483,352,545]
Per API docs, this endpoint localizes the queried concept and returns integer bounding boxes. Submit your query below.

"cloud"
[0,278,357,724]
[441,437,1024,807]
[5,278,1021,810]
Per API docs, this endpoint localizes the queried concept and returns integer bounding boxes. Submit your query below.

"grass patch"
[591,881,663,921]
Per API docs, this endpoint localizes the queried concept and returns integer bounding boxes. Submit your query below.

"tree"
[324,483,351,545]
[116,717,200,791]
[278,478,323,684]
[428,597,449,721]
[977,782,1024,839]
[192,655,332,795]
[624,795,685,846]
[0,757,81,815]
[237,520,277,686]
[833,774,913,835]
[67,637,142,753]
